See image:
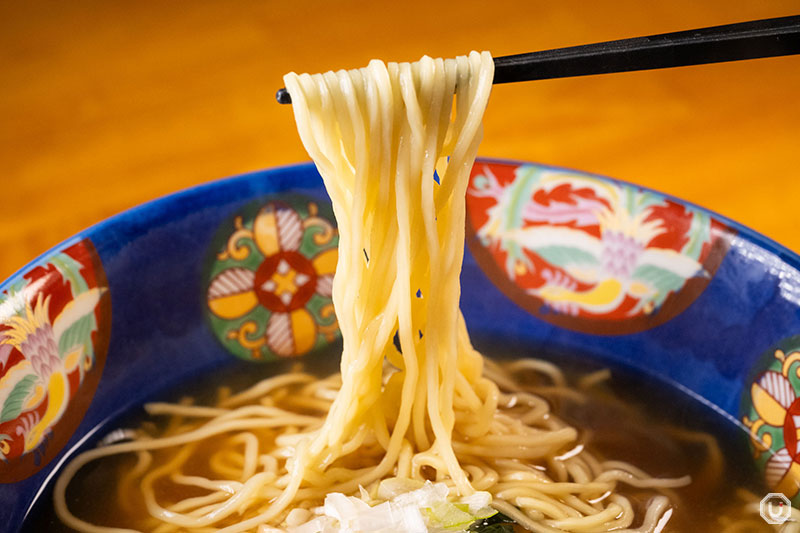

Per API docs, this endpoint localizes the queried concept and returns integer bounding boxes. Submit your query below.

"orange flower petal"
[751,380,790,427]
[312,248,338,276]
[254,204,304,256]
[290,308,317,355]
[253,205,281,257]
[775,457,800,498]
[208,291,259,320]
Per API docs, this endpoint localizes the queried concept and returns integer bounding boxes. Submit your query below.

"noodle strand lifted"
[284,51,496,499]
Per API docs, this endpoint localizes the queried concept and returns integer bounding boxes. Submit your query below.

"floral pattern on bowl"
[0,239,110,482]
[465,161,734,334]
[742,335,800,505]
[205,195,340,361]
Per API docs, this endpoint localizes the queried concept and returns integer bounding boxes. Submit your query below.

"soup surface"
[24,342,769,532]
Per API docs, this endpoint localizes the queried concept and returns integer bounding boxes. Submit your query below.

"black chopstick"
[275,14,800,104]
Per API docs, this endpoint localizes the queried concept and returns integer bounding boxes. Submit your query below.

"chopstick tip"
[276,88,292,105]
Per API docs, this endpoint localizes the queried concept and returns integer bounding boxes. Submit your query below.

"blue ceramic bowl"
[2,159,800,528]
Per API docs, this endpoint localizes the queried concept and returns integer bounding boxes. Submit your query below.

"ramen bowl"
[2,159,800,529]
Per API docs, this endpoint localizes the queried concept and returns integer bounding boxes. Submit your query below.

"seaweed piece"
[469,512,516,532]
[473,525,515,533]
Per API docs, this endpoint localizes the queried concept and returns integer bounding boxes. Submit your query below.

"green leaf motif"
[682,211,711,261]
[634,191,663,212]
[58,313,94,359]
[502,241,528,278]
[51,253,89,296]
[0,374,38,424]
[631,265,685,295]
[535,245,599,268]
[507,166,542,230]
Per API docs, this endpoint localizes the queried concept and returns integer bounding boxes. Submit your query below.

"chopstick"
[275,14,800,104]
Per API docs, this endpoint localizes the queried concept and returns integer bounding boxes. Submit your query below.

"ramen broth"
[25,343,766,532]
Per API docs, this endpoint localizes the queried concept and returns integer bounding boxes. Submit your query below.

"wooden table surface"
[2,1,799,280]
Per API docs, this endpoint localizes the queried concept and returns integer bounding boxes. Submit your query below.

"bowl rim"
[4,157,798,287]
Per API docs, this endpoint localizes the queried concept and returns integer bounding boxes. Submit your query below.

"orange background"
[2,1,798,280]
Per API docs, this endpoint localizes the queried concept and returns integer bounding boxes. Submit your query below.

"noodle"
[52,52,769,532]
[55,361,694,532]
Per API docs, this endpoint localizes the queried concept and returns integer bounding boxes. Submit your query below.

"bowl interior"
[2,159,800,527]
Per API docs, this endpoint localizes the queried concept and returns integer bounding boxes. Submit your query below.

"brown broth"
[21,345,769,532]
